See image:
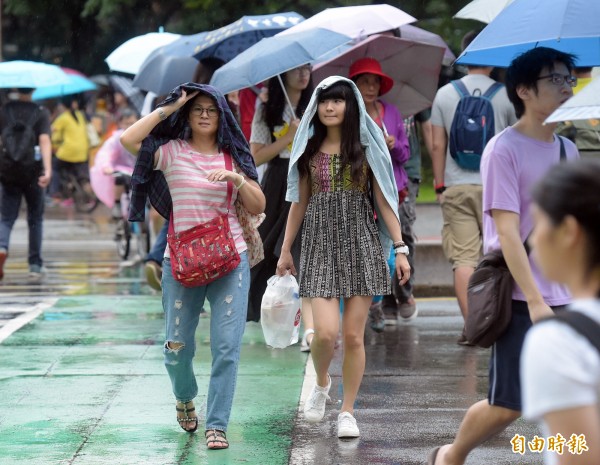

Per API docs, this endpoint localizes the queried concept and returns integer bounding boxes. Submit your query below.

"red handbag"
[167,153,240,287]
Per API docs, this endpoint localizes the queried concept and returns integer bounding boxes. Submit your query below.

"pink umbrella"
[312,35,445,116]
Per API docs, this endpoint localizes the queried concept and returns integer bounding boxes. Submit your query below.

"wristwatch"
[435,185,447,194]
[394,244,410,256]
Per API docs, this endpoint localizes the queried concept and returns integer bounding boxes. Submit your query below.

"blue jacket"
[286,76,400,253]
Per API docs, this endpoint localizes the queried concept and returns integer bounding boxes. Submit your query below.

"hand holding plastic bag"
[260,274,301,349]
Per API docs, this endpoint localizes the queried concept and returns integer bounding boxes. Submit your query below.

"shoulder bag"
[167,152,240,287]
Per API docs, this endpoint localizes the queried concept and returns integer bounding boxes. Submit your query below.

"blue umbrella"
[32,67,97,100]
[0,60,70,88]
[456,0,600,67]
[209,28,351,95]
[193,12,304,62]
[133,32,207,95]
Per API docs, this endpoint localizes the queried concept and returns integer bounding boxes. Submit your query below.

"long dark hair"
[263,72,313,130]
[297,81,365,184]
[531,159,600,297]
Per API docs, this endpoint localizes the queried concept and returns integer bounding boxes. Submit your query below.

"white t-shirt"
[521,299,600,464]
[249,104,295,159]
[430,74,517,186]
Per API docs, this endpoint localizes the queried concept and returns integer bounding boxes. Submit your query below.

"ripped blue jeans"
[162,252,249,432]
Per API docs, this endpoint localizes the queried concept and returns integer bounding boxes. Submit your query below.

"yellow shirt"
[52,110,89,163]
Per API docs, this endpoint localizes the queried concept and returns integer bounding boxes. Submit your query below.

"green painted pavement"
[0,296,308,465]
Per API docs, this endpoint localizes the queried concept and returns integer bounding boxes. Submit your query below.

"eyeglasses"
[190,106,219,118]
[291,64,312,75]
[536,73,577,88]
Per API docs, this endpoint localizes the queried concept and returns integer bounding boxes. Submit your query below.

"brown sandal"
[205,429,229,449]
[176,401,198,433]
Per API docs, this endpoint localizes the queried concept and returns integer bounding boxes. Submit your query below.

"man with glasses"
[428,47,579,465]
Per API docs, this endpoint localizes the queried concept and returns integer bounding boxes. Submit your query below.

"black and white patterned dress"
[299,151,391,298]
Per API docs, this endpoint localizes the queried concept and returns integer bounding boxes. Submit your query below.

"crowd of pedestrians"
[0,19,599,464]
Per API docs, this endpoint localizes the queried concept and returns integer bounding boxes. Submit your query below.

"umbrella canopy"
[109,75,145,113]
[396,25,456,66]
[105,31,181,75]
[133,55,199,96]
[132,31,208,94]
[193,12,304,62]
[278,4,415,40]
[546,78,600,123]
[456,0,600,67]
[209,28,351,95]
[454,0,515,23]
[0,60,70,88]
[312,35,445,116]
[32,67,97,100]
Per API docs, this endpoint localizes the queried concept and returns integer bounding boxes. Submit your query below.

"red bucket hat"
[348,57,394,96]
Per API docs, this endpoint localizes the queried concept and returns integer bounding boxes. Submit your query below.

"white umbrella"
[105,31,181,75]
[277,4,415,40]
[545,78,600,123]
[454,0,516,23]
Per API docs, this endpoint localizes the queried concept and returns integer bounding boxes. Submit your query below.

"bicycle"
[63,170,100,213]
[112,171,151,260]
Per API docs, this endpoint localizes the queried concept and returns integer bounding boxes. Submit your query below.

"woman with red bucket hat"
[349,57,411,331]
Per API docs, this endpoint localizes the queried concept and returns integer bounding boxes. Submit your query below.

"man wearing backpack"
[0,88,52,280]
[430,31,517,344]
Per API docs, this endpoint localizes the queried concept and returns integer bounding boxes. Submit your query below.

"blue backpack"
[449,80,503,171]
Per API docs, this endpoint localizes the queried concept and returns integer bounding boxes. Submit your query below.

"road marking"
[0,298,57,344]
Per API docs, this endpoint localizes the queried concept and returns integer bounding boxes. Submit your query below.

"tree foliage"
[2,0,481,75]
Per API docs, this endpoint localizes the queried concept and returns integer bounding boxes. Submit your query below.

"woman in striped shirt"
[121,86,265,450]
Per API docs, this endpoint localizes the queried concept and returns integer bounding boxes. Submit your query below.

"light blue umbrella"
[456,0,600,67]
[209,28,351,95]
[193,12,304,62]
[0,60,70,88]
[32,67,97,100]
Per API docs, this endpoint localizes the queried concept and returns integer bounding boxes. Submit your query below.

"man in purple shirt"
[428,47,579,465]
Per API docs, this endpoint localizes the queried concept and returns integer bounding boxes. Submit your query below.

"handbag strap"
[168,151,235,237]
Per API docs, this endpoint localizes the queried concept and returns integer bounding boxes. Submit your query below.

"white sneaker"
[337,411,360,438]
[303,374,331,423]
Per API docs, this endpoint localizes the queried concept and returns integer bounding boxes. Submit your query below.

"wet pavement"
[0,204,542,464]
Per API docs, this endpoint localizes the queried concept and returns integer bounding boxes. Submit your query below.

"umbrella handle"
[277,74,296,119]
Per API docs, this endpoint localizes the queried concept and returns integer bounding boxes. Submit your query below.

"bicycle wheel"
[115,218,131,259]
[73,180,100,213]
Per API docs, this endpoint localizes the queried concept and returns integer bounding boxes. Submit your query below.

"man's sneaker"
[303,374,331,423]
[337,411,360,438]
[368,302,385,333]
[144,260,162,291]
[398,296,418,320]
[28,264,47,278]
[0,248,7,280]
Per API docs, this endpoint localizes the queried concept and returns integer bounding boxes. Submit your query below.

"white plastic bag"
[260,274,301,348]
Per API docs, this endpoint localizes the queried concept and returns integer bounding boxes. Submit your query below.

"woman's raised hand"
[172,89,199,110]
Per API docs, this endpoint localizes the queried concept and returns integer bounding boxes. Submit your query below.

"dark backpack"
[449,80,503,171]
[0,105,42,186]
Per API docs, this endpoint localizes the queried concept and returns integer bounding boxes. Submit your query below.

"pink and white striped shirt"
[156,139,247,257]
